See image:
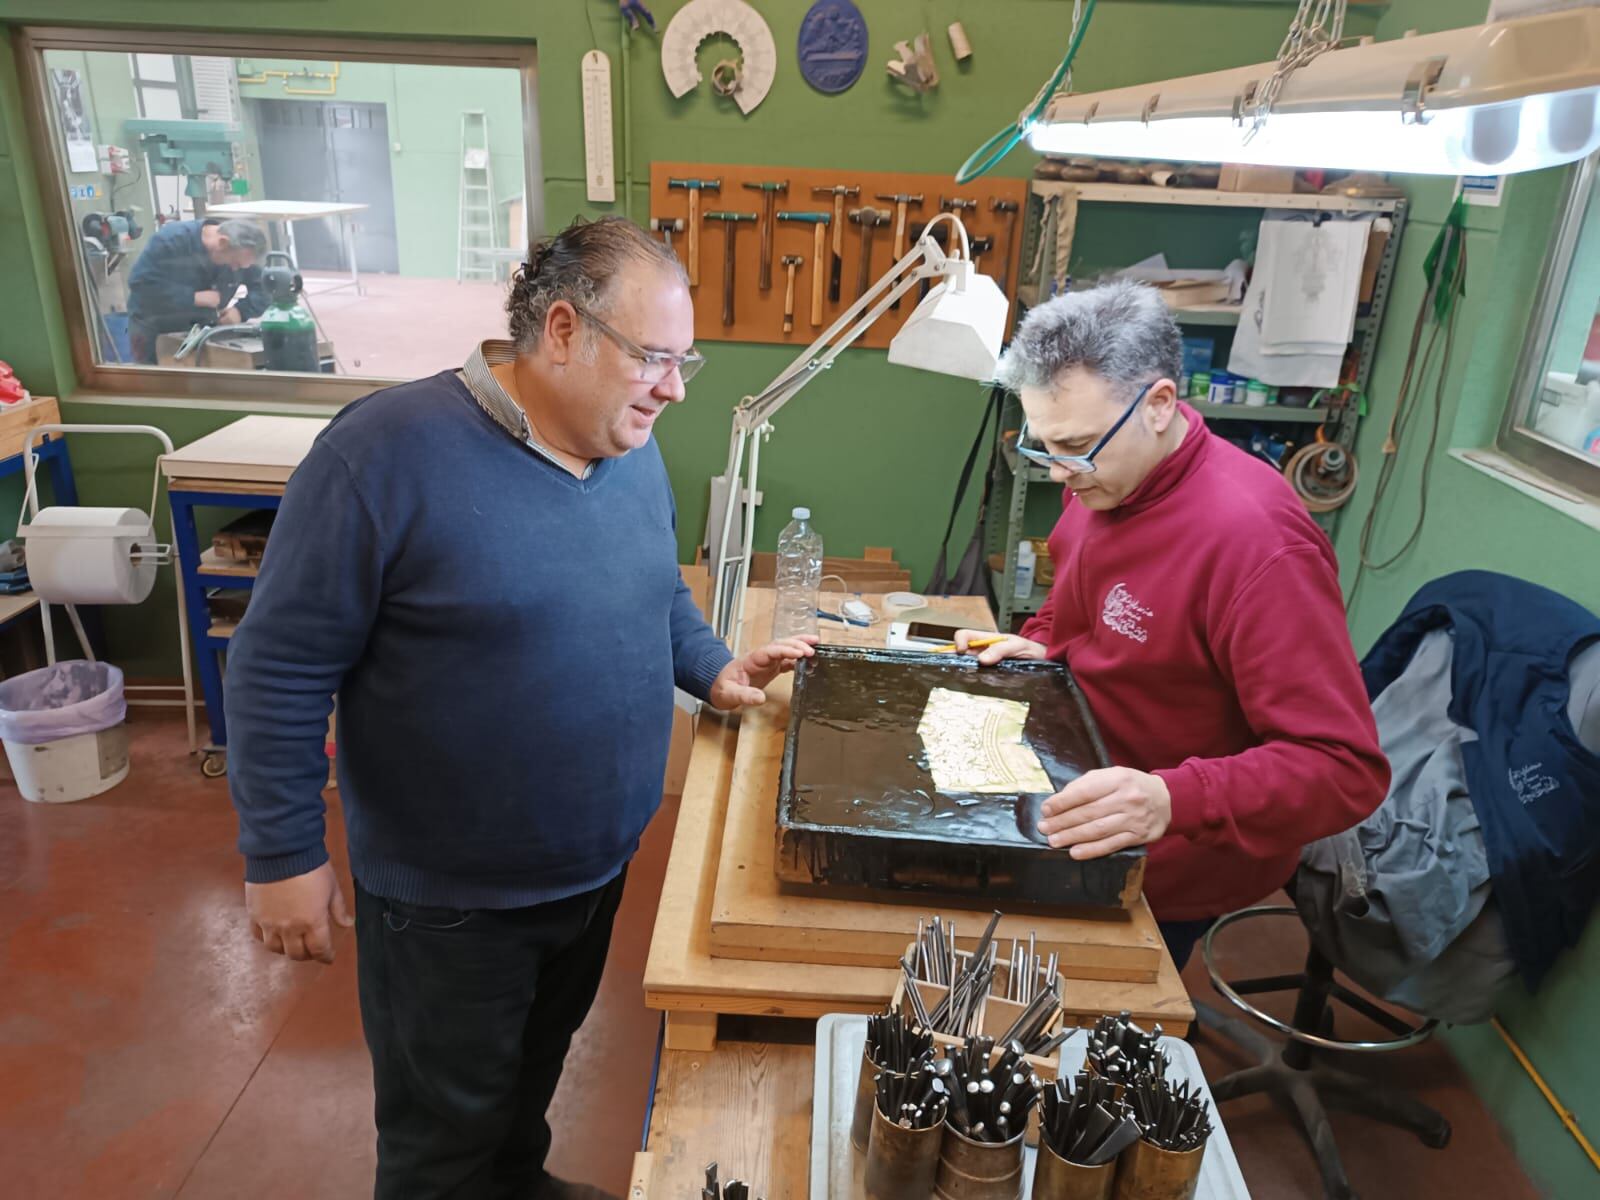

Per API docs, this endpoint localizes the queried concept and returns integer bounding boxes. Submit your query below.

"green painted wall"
[1326,2,1600,1196]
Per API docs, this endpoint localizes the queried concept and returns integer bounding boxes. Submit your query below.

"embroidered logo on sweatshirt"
[1509,763,1558,805]
[1101,582,1153,644]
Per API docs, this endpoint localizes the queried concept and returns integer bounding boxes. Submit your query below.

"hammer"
[969,234,995,275]
[991,197,1021,294]
[941,195,979,220]
[812,184,861,302]
[874,192,924,309]
[780,255,803,333]
[668,177,721,287]
[650,217,685,257]
[742,180,788,291]
[704,211,755,326]
[849,207,890,301]
[778,210,830,327]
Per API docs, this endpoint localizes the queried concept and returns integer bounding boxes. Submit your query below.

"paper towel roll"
[26,507,158,605]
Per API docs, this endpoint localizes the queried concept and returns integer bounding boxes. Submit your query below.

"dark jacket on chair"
[1360,571,1600,988]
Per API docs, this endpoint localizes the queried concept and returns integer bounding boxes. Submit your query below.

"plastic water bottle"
[1014,539,1036,601]
[773,507,823,640]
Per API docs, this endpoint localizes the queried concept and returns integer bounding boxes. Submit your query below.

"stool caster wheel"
[201,751,227,779]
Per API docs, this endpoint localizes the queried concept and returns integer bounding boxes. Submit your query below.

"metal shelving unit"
[987,177,1409,628]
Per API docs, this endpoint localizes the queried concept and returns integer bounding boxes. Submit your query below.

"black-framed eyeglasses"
[1015,380,1157,475]
[571,303,705,384]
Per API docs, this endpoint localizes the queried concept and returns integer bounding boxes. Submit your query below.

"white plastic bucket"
[0,661,130,803]
[3,724,130,803]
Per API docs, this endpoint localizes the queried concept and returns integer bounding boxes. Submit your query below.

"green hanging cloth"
[1423,194,1470,323]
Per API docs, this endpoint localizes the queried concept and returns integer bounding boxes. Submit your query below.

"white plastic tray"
[811,1014,1251,1200]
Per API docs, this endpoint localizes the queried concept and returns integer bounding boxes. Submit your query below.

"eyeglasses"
[571,304,705,385]
[1015,380,1156,475]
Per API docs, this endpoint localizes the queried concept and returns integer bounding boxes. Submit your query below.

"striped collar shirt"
[460,340,595,479]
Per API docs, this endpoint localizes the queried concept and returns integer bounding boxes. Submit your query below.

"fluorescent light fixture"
[887,259,1007,380]
[1029,6,1600,174]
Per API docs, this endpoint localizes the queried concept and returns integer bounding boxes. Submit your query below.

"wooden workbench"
[636,589,1194,1198]
[642,590,1193,1054]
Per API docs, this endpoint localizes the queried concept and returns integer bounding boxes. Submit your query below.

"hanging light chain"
[1247,0,1350,138]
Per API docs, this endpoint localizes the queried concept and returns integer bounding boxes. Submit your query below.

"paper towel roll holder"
[15,424,197,756]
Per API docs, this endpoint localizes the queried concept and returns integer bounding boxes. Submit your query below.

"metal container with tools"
[1031,1141,1116,1200]
[864,1102,943,1200]
[936,1122,1027,1200]
[1112,1140,1204,1200]
[852,1050,907,1153]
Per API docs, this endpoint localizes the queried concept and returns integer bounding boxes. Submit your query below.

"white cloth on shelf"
[1228,212,1374,388]
[1259,217,1370,354]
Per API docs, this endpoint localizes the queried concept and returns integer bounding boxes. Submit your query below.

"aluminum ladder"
[457,110,498,282]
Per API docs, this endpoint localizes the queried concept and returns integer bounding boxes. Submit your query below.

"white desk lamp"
[706,211,1008,646]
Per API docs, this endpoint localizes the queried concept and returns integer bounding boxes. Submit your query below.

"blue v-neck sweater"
[224,373,733,908]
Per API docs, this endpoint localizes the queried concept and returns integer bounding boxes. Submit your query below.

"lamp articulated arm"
[708,214,977,644]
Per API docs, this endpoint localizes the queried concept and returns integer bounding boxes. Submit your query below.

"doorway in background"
[248,97,400,273]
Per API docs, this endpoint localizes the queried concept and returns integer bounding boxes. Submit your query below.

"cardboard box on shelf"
[1218,164,1299,194]
[1154,278,1232,308]
[1359,227,1392,306]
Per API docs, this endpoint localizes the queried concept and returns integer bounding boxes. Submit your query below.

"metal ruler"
[581,50,616,204]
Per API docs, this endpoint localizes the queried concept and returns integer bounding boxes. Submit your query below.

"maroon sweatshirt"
[1020,405,1389,920]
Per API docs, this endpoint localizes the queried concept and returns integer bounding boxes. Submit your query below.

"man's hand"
[245,861,353,964]
[1037,767,1171,859]
[217,307,243,326]
[953,629,1048,666]
[194,289,223,308]
[708,636,818,710]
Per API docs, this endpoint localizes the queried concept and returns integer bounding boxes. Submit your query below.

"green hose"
[955,0,1100,184]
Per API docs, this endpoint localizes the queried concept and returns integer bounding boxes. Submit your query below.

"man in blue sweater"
[127,218,269,362]
[225,217,814,1200]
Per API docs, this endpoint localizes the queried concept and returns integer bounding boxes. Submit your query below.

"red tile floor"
[1,711,1544,1198]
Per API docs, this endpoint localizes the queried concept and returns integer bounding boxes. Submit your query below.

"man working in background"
[225,217,814,1200]
[126,217,269,362]
[957,280,1389,969]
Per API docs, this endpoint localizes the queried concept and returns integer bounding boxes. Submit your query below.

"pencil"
[933,635,1007,653]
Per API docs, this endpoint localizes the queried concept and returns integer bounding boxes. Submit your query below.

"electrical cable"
[955,0,1097,183]
[1345,207,1468,610]
[1286,439,1359,512]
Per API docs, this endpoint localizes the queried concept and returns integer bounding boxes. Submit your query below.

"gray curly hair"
[216,220,268,256]
[507,216,686,351]
[995,279,1181,397]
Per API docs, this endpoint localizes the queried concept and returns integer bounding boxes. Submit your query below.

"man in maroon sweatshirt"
[957,280,1389,970]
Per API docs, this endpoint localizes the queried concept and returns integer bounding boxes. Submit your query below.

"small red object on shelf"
[0,361,30,405]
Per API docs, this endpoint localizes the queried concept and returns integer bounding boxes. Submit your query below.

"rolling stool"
[1195,907,1451,1200]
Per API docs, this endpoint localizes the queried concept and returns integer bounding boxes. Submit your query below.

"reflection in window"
[1519,159,1600,469]
[42,48,530,382]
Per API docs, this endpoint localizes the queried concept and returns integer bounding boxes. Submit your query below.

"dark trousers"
[354,872,627,1200]
[1158,917,1217,973]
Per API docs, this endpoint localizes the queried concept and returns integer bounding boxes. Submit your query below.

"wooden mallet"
[777,210,830,327]
[668,176,721,287]
[780,255,803,333]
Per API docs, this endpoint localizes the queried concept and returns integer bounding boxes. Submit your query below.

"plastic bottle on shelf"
[773,507,823,640]
[1015,539,1037,601]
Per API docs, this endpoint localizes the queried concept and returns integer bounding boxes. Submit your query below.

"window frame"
[1497,150,1600,500]
[15,25,543,407]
